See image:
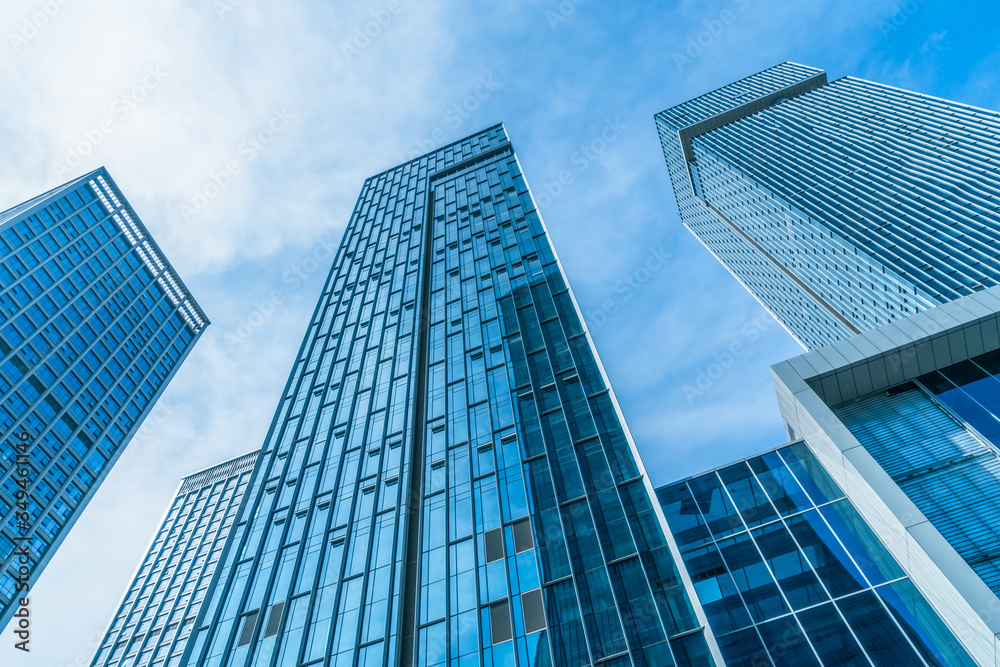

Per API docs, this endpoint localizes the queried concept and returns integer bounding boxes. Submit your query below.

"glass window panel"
[752,522,827,610]
[915,370,953,395]
[797,602,867,666]
[936,385,1000,442]
[655,481,712,551]
[688,473,744,538]
[719,462,778,528]
[750,452,812,516]
[717,627,769,667]
[669,630,716,666]
[939,359,990,388]
[819,500,903,586]
[681,543,753,634]
[718,533,788,623]
[757,615,819,666]
[785,510,866,598]
[875,580,977,667]
[837,590,922,666]
[778,442,844,507]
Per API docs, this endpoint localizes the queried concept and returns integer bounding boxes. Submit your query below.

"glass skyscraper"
[0,168,207,631]
[178,126,720,667]
[656,62,1000,350]
[656,66,1000,664]
[92,450,258,667]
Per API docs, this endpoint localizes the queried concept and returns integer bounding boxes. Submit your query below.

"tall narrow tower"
[656,62,1000,350]
[180,126,719,667]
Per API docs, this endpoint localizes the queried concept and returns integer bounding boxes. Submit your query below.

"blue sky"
[2,0,1000,663]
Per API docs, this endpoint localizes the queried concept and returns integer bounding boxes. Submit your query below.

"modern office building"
[658,441,981,666]
[767,286,1000,666]
[91,450,258,667]
[0,168,208,631]
[655,62,1000,350]
[653,64,1000,664]
[178,126,721,667]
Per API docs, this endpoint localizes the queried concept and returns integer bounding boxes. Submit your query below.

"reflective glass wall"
[180,127,714,667]
[836,372,1000,600]
[657,63,1000,349]
[92,451,258,667]
[0,168,207,630]
[657,442,974,666]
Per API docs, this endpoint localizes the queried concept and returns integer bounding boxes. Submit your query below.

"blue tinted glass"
[757,615,819,666]
[819,501,903,586]
[688,473,744,538]
[750,452,812,516]
[669,630,716,666]
[656,483,711,551]
[936,386,1000,442]
[971,350,1000,377]
[716,627,768,667]
[545,580,590,667]
[752,522,827,610]
[718,533,789,622]
[837,590,922,666]
[785,510,866,598]
[682,544,753,634]
[719,462,778,528]
[778,442,844,507]
[875,580,977,667]
[797,603,867,665]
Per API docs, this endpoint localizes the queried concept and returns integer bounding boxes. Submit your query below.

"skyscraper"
[0,168,208,633]
[656,66,1000,664]
[655,62,1000,350]
[91,451,258,667]
[179,126,720,667]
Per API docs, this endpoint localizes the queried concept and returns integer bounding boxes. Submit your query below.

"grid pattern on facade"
[834,375,1000,598]
[179,126,713,667]
[655,63,847,349]
[0,168,207,630]
[657,442,975,667]
[91,451,258,667]
[656,62,1000,350]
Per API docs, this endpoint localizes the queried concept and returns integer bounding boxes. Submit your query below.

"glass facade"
[656,62,1000,350]
[92,451,258,667]
[0,168,207,631]
[179,126,716,667]
[657,442,975,666]
[834,366,1000,600]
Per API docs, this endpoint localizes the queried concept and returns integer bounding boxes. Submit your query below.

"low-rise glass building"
[91,451,258,667]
